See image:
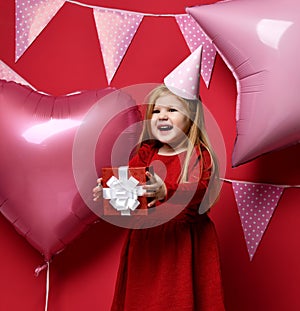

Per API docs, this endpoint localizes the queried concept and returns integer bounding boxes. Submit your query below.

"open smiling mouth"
[157,125,173,131]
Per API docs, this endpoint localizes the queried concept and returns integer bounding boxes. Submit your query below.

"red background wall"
[0,1,299,310]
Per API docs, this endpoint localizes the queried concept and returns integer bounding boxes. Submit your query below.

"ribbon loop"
[103,166,145,215]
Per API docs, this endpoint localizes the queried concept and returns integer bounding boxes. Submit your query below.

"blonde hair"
[138,84,220,211]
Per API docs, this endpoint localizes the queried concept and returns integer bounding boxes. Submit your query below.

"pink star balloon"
[187,0,300,166]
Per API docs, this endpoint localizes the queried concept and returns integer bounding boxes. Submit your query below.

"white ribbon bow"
[103,166,145,216]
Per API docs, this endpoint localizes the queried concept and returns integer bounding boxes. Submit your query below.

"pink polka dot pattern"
[0,60,33,87]
[232,182,284,260]
[164,45,202,100]
[15,0,65,61]
[93,9,143,84]
[175,14,216,88]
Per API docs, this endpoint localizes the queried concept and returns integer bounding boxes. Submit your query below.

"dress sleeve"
[163,147,212,206]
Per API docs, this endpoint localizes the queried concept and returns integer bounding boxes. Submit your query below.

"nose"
[158,110,168,120]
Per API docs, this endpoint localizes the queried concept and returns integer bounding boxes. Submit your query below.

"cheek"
[180,117,191,133]
[174,114,188,126]
[149,118,156,132]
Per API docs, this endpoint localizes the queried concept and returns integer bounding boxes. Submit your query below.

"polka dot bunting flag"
[15,0,65,61]
[0,60,34,89]
[175,15,216,88]
[14,2,216,86]
[93,8,143,84]
[232,182,284,260]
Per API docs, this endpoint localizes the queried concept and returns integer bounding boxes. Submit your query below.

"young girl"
[93,48,225,310]
[93,84,225,310]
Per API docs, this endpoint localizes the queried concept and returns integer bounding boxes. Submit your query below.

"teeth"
[158,125,172,131]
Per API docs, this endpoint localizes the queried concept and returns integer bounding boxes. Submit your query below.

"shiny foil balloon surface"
[187,0,300,166]
[0,80,141,260]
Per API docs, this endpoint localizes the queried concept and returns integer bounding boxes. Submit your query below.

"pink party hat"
[164,45,202,100]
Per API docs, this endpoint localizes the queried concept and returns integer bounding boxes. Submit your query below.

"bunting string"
[14,0,216,86]
[66,0,187,17]
[220,178,300,188]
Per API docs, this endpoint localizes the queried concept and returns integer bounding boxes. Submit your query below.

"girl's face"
[150,94,191,148]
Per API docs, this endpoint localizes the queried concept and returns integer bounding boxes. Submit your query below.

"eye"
[152,109,160,114]
[169,108,178,112]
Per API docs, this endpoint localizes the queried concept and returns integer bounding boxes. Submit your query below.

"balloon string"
[45,261,50,311]
[35,261,50,311]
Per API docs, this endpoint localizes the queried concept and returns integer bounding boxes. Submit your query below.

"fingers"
[146,171,156,183]
[144,181,158,207]
[143,186,166,207]
[93,189,102,201]
[147,198,157,208]
[144,172,166,204]
[143,183,159,192]
[93,178,103,201]
[143,179,161,197]
[92,184,102,194]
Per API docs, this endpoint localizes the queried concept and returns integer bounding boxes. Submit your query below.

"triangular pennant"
[0,60,35,89]
[15,0,65,61]
[232,182,284,260]
[175,14,216,88]
[93,8,143,84]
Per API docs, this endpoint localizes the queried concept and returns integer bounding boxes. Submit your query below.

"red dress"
[111,143,225,311]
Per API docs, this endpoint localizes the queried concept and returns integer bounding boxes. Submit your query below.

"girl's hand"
[92,178,103,201]
[143,171,167,207]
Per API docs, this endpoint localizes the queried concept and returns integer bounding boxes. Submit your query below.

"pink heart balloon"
[187,0,300,166]
[0,80,141,261]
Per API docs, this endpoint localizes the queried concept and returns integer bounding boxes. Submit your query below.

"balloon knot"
[35,261,49,277]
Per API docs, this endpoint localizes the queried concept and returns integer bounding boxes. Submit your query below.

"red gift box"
[102,166,152,216]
